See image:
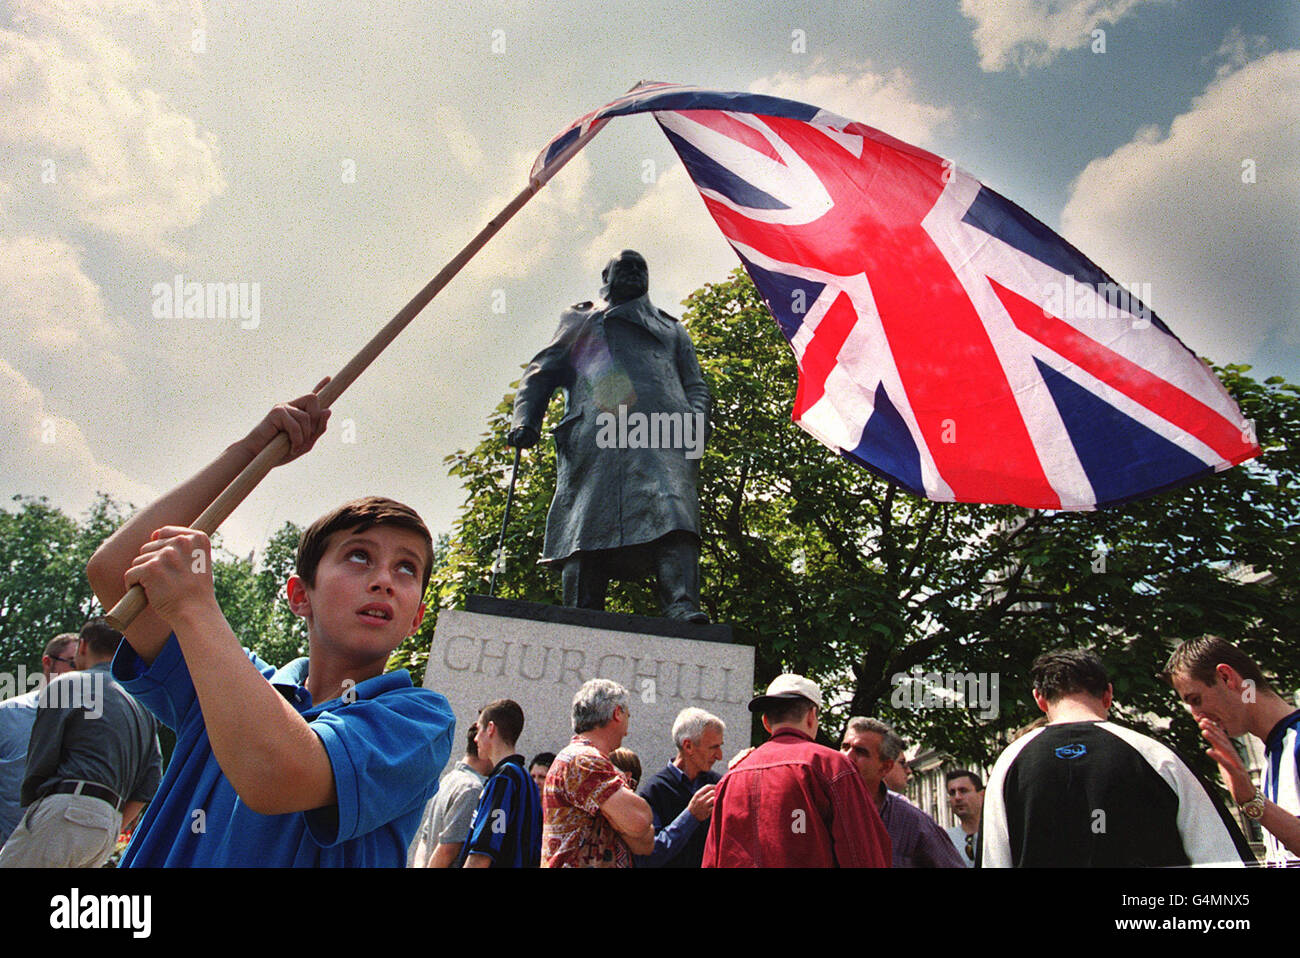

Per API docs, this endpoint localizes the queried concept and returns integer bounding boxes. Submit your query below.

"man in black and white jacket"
[978,648,1253,868]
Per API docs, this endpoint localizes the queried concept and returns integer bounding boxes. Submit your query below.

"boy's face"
[287,524,427,666]
[1170,668,1247,737]
[474,714,493,758]
[530,763,550,791]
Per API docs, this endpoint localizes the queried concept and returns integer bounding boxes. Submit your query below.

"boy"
[86,385,455,866]
[458,699,542,868]
[1164,635,1300,866]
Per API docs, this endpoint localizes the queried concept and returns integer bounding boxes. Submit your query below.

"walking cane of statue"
[488,445,524,598]
[103,119,610,632]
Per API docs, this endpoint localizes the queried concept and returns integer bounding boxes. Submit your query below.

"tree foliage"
[0,494,128,677]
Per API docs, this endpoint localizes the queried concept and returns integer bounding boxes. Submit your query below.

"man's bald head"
[601,250,649,304]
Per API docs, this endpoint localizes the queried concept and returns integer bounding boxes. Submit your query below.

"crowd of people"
[3,609,1296,870]
[403,642,1299,869]
[0,390,1294,869]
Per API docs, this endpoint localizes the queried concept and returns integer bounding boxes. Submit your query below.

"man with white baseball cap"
[701,673,891,867]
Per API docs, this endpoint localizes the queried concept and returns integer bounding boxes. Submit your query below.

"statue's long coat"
[511,293,711,564]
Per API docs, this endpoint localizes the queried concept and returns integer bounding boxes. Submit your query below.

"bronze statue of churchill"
[508,250,711,623]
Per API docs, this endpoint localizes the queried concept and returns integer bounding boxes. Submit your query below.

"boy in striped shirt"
[459,699,542,867]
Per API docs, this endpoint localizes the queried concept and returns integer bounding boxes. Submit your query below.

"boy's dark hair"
[479,699,525,748]
[945,769,983,791]
[764,696,815,727]
[465,723,480,759]
[1162,635,1271,693]
[529,752,556,770]
[1030,649,1110,703]
[296,496,434,592]
[79,618,123,657]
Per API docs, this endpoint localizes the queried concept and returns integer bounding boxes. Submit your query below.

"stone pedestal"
[420,596,755,770]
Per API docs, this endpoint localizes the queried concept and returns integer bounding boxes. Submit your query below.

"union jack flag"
[534,82,1260,509]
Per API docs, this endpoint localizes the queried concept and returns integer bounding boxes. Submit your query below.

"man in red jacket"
[702,674,891,867]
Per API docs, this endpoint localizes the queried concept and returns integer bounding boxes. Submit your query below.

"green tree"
[0,493,130,679]
[397,270,1298,770]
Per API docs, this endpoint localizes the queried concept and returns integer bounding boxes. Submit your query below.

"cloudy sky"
[2,0,1296,562]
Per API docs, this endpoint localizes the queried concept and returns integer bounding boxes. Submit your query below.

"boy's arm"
[124,535,336,815]
[93,387,334,816]
[1200,718,1300,858]
[86,385,330,666]
[426,842,464,868]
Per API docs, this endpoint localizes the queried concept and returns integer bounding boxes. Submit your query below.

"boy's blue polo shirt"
[111,634,455,867]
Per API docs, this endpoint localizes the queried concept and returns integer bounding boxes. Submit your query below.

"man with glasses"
[0,620,162,868]
[883,738,912,794]
[0,633,79,844]
[542,679,654,867]
[842,717,964,868]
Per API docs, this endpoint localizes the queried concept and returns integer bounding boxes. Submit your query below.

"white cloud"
[0,358,155,515]
[749,60,952,148]
[0,233,133,439]
[1059,50,1300,365]
[432,104,486,175]
[463,148,596,283]
[0,0,224,257]
[961,0,1171,72]
[0,234,114,351]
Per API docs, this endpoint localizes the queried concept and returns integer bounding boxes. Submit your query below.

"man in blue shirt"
[459,699,542,867]
[840,717,965,868]
[636,706,724,867]
[87,390,455,867]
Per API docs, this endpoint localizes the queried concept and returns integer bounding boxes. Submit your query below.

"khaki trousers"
[0,790,121,868]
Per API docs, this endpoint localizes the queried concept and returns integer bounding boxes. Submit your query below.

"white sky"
[2,0,1297,560]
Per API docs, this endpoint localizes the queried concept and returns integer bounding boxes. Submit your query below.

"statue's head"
[600,250,649,305]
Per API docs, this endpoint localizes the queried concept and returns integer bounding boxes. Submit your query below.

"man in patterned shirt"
[541,679,654,867]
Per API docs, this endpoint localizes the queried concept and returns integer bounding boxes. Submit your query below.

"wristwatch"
[1238,789,1265,820]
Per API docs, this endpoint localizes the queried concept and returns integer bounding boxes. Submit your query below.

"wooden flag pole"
[105,121,608,630]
